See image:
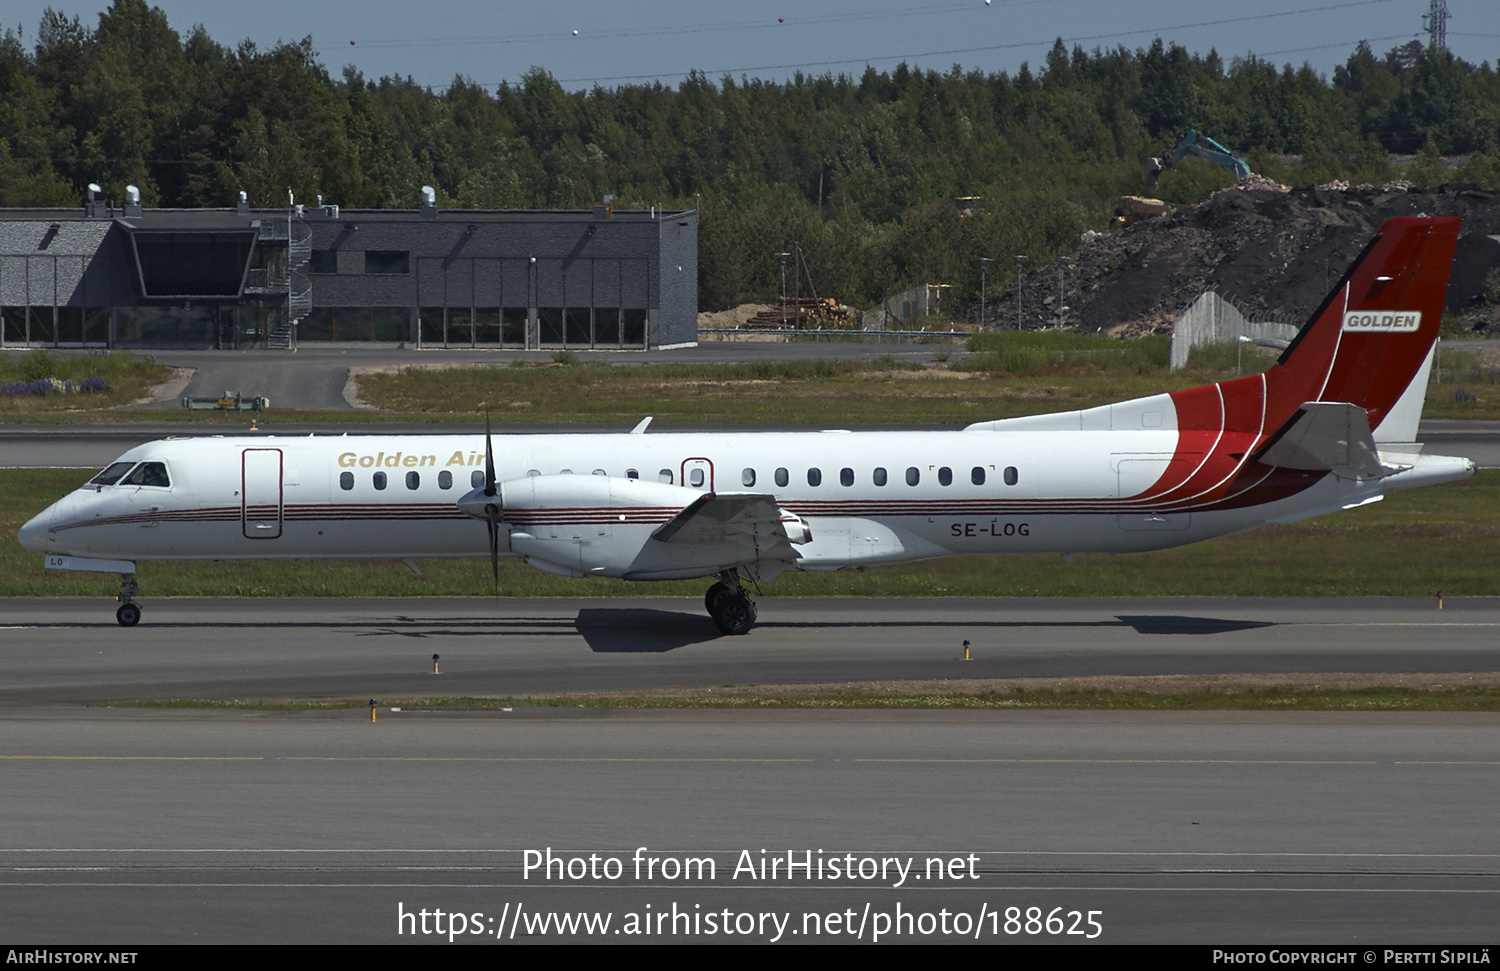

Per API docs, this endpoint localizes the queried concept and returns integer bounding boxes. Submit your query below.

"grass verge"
[113,675,1500,712]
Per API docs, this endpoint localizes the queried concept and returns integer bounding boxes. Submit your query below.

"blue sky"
[9,0,1497,91]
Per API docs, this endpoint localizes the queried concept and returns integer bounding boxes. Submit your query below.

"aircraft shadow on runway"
[1116,615,1277,635]
[573,608,720,653]
[567,610,1281,652]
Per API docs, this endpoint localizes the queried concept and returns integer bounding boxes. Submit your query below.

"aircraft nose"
[17,506,53,553]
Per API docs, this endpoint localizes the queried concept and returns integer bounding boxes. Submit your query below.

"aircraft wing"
[651,492,810,567]
[1251,401,1387,477]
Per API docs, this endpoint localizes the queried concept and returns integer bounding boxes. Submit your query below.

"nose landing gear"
[116,573,141,627]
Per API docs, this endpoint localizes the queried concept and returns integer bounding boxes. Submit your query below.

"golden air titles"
[337,450,489,469]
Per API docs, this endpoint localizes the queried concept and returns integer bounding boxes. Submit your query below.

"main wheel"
[704,581,728,615]
[711,593,756,636]
[116,602,141,627]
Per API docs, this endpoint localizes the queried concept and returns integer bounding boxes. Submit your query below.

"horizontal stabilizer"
[1252,402,1384,477]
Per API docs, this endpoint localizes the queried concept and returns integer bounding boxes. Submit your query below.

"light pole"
[775,252,790,327]
[978,257,993,330]
[1014,255,1026,330]
[1237,334,1253,378]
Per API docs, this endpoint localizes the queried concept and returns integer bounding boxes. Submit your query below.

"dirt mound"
[698,304,772,329]
[971,183,1500,335]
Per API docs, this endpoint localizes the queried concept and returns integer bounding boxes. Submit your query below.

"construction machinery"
[1145,130,1252,189]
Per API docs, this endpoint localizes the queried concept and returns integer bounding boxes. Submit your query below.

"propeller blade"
[484,412,497,497]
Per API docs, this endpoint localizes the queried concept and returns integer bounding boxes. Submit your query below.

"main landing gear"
[704,570,757,635]
[116,573,141,627]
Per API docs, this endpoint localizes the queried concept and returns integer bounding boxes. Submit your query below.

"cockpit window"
[88,462,137,486]
[121,462,171,488]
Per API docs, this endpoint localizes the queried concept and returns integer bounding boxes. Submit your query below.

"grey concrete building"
[0,188,698,350]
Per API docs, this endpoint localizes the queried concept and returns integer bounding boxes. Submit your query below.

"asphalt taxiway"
[1,597,1497,943]
[2,596,1498,705]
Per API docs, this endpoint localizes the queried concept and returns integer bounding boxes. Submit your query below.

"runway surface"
[1,596,1498,944]
[4,596,1500,705]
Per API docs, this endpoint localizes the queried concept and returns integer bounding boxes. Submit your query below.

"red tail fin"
[1264,216,1459,433]
[1141,218,1460,510]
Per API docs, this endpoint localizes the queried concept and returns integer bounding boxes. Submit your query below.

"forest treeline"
[3,1,1499,311]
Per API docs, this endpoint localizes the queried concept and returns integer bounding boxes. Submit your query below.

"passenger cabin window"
[122,462,170,487]
[972,467,986,485]
[626,469,639,480]
[373,472,387,490]
[593,469,607,476]
[472,471,485,488]
[406,471,420,490]
[742,468,756,487]
[807,468,822,487]
[689,468,705,488]
[906,467,920,486]
[438,470,452,490]
[873,467,887,487]
[89,462,136,486]
[339,471,354,491]
[658,469,673,484]
[840,467,854,487]
[938,467,952,486]
[1004,466,1019,486]
[775,468,789,488]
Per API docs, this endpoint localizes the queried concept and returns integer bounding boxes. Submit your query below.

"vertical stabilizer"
[1264,216,1459,436]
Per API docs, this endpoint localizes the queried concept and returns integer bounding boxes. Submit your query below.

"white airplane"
[19,216,1473,634]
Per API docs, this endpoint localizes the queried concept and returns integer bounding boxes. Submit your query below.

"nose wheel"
[116,573,141,627]
[705,572,757,635]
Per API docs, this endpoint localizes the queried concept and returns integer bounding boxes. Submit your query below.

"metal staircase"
[250,212,312,349]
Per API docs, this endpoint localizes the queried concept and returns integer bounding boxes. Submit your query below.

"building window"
[364,250,409,274]
[309,250,337,274]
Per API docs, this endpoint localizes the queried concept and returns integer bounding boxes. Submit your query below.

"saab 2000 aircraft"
[19,217,1473,634]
